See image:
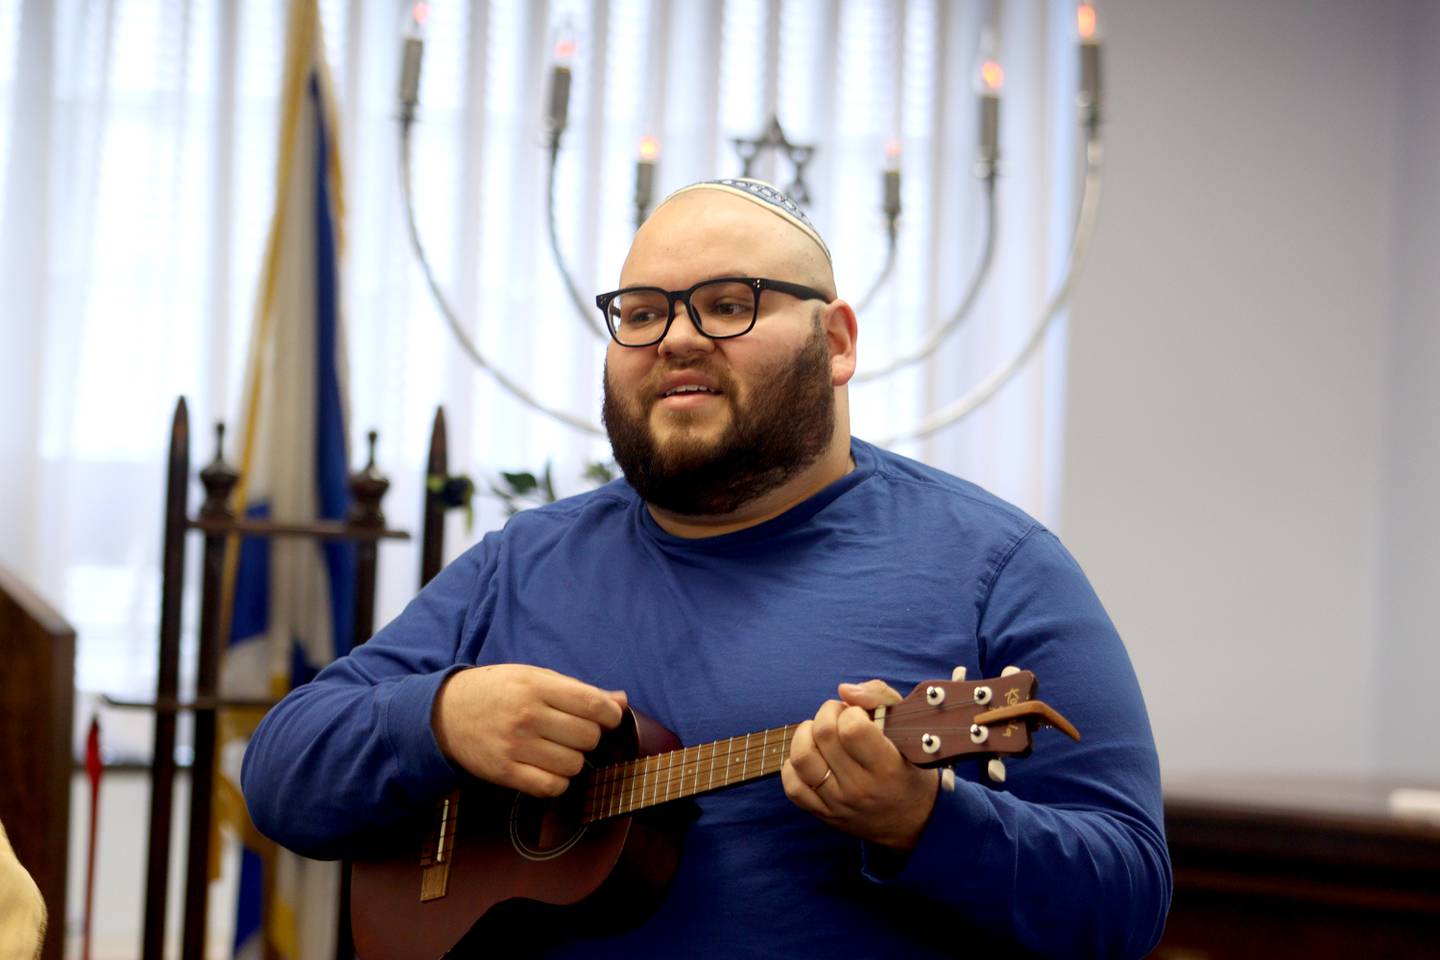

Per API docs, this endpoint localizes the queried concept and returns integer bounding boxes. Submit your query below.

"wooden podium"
[0,566,74,960]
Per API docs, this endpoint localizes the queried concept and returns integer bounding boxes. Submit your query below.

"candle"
[635,136,660,215]
[398,2,429,113]
[976,57,1003,176]
[547,38,576,136]
[1077,3,1102,127]
[882,140,902,221]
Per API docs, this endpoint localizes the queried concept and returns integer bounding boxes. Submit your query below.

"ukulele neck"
[581,722,803,823]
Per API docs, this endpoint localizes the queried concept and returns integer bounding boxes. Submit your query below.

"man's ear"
[823,300,858,386]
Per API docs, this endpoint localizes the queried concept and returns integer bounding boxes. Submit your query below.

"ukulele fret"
[579,723,807,821]
[598,760,614,820]
[646,753,657,811]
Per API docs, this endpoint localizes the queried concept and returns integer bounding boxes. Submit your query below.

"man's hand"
[432,664,627,798]
[781,679,939,851]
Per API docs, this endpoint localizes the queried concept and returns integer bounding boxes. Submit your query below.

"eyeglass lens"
[608,280,757,345]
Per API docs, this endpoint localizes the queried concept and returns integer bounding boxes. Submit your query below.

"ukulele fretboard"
[581,723,801,823]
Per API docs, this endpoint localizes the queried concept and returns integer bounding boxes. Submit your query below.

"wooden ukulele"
[350,668,1078,958]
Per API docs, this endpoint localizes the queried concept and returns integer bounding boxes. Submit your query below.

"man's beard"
[602,322,836,517]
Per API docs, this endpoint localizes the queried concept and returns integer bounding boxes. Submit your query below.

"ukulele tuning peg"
[951,666,968,681]
[986,758,1007,783]
[940,768,957,793]
[1000,665,1022,677]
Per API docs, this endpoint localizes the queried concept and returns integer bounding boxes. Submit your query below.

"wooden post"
[421,408,448,587]
[348,429,388,649]
[335,429,389,960]
[181,424,238,960]
[142,398,190,960]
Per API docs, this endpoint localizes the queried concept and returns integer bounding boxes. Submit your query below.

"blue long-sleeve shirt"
[242,439,1171,957]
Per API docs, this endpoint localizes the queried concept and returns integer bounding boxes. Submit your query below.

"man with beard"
[243,179,1170,958]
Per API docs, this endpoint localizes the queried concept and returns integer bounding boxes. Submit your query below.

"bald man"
[243,180,1170,958]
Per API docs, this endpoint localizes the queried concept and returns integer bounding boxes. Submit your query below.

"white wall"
[1379,1,1440,777]
[1061,0,1438,778]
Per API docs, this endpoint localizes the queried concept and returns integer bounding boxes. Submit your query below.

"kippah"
[659,177,832,263]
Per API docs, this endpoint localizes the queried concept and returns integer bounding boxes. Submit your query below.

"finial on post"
[349,429,390,527]
[198,421,238,520]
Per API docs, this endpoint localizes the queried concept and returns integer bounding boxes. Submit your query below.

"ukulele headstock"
[882,669,1079,769]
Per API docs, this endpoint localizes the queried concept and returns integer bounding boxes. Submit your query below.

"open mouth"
[662,384,722,398]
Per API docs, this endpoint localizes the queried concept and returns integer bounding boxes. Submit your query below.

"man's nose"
[657,301,714,357]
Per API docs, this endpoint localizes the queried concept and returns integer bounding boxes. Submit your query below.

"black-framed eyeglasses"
[595,277,830,348]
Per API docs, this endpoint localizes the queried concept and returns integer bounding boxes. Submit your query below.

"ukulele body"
[351,709,692,959]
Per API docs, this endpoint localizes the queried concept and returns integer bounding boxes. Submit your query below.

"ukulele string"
[579,693,1027,798]
[585,692,1002,794]
[580,709,1024,802]
[581,739,794,795]
[581,727,801,801]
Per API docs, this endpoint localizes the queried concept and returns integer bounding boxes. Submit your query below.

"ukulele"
[350,668,1078,958]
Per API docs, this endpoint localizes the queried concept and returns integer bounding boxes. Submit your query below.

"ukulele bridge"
[419,790,459,901]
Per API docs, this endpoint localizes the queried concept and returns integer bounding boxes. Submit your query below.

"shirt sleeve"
[862,527,1172,959]
[240,537,499,860]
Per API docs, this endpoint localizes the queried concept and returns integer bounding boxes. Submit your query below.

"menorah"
[395,2,1105,446]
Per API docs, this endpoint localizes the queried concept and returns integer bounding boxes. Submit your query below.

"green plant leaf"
[583,461,616,485]
[500,471,538,494]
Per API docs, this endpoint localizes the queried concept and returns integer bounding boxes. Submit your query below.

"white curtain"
[0,0,1080,738]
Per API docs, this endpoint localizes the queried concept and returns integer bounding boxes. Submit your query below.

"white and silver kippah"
[658,177,832,263]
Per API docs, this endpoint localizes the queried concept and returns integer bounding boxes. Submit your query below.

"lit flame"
[883,139,902,171]
[638,135,660,160]
[1077,4,1097,41]
[554,38,576,61]
[980,59,1005,92]
[411,2,430,26]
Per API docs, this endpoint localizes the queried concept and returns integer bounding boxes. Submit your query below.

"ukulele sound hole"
[508,788,587,861]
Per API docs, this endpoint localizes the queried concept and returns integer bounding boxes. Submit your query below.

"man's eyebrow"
[617,271,757,289]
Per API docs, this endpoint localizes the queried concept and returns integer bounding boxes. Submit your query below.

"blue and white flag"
[217,1,352,957]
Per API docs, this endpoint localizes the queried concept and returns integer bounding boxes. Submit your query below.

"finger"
[506,762,572,799]
[810,700,867,783]
[532,709,606,752]
[837,679,902,709]
[786,722,831,787]
[512,736,589,779]
[835,703,904,772]
[780,759,829,816]
[539,675,627,728]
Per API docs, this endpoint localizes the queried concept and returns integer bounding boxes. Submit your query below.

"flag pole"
[82,717,102,960]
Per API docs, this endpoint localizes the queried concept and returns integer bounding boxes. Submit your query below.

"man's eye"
[710,301,749,318]
[623,308,662,326]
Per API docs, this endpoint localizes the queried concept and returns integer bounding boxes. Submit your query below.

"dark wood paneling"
[0,565,75,960]
[1156,777,1440,959]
